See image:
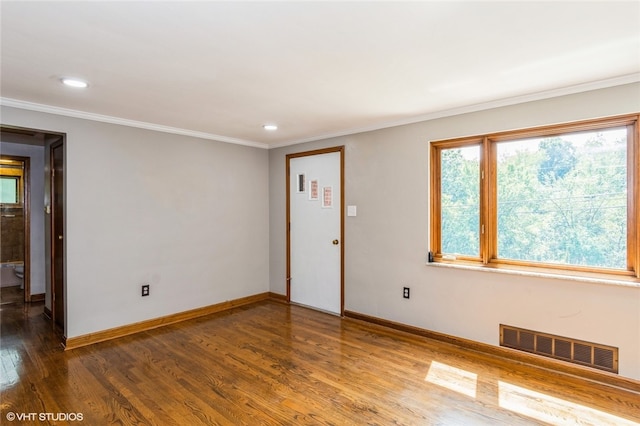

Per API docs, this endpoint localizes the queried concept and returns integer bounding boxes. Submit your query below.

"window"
[440,145,481,257]
[0,159,23,205]
[0,176,19,204]
[430,114,639,280]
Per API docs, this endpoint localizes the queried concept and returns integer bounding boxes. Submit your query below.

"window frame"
[0,167,24,207]
[430,114,640,280]
[0,176,20,204]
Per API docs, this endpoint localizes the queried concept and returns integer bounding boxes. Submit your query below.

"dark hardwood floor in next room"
[1,299,639,426]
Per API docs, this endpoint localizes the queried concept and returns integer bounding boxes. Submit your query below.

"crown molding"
[0,98,269,149]
[269,73,640,149]
[3,73,638,150]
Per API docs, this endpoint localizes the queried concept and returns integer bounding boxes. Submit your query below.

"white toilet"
[14,264,24,290]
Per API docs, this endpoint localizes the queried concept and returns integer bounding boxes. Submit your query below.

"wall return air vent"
[500,324,618,374]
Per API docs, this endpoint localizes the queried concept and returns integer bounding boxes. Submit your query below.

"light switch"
[347,205,357,217]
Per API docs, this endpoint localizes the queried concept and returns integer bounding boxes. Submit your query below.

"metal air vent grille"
[499,324,618,374]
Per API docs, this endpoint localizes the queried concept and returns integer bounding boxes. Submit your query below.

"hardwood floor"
[0,285,23,305]
[1,299,639,425]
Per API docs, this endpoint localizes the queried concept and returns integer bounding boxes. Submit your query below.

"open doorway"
[0,155,29,303]
[0,126,65,336]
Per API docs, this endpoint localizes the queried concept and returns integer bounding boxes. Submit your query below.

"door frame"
[0,124,66,344]
[50,138,64,332]
[286,146,345,315]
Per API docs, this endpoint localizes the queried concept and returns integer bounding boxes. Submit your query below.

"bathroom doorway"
[1,126,65,339]
[0,155,30,303]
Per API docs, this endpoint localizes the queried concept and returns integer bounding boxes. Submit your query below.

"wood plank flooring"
[0,285,23,305]
[1,299,639,425]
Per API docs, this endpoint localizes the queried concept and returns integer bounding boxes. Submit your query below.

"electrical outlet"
[403,287,410,299]
[141,284,150,297]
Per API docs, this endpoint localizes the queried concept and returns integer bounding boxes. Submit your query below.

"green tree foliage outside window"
[441,146,480,257]
[497,130,626,269]
[438,128,628,270]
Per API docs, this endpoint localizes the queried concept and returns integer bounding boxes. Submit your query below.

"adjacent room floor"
[1,297,639,425]
[0,285,23,306]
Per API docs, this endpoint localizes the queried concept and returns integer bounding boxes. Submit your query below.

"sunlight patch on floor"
[425,360,477,398]
[498,381,639,426]
[0,348,21,390]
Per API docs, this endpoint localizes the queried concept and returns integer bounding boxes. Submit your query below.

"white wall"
[2,82,639,381]
[1,106,270,338]
[269,82,640,380]
[0,141,46,297]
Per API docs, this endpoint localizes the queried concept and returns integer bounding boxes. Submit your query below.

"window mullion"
[430,146,442,257]
[630,122,640,278]
[480,137,493,264]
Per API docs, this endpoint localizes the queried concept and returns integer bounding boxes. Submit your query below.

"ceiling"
[1,1,639,149]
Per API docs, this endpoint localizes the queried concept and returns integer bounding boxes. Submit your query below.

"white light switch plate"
[347,205,357,216]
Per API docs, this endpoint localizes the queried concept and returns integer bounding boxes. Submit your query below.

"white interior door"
[289,151,341,314]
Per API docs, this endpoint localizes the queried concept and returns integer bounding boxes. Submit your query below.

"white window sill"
[426,261,640,289]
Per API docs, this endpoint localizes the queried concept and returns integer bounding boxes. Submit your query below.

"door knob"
[58,235,63,240]
[332,239,339,245]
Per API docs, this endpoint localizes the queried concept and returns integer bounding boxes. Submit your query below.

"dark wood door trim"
[50,139,64,332]
[285,146,345,315]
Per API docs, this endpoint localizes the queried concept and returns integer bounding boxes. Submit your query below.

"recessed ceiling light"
[61,78,88,88]
[263,124,278,131]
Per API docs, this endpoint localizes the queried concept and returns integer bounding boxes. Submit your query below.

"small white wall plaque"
[309,179,319,200]
[322,186,333,208]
